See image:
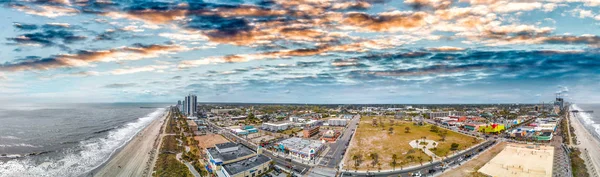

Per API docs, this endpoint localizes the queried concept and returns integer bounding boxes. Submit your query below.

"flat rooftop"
[478,143,554,177]
[222,154,271,175]
[278,137,323,154]
[207,143,255,162]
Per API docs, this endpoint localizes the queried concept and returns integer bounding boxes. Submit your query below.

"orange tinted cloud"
[104,9,188,24]
[342,11,429,32]
[1,44,191,72]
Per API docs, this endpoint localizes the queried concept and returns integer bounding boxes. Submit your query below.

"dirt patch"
[194,134,230,151]
[441,142,507,177]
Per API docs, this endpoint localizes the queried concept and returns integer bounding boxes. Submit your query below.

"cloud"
[103,9,187,24]
[331,58,363,67]
[405,0,453,10]
[10,4,79,18]
[104,83,138,88]
[6,29,87,49]
[13,22,38,31]
[427,46,466,51]
[110,65,170,75]
[342,11,429,32]
[0,43,192,72]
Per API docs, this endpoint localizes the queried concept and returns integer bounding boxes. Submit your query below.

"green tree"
[370,152,379,167]
[405,127,411,133]
[391,154,398,170]
[418,156,423,166]
[430,125,439,132]
[451,143,460,151]
[352,155,362,171]
[388,127,394,134]
[438,130,448,141]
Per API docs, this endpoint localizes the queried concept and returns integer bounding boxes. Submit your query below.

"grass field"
[344,116,480,171]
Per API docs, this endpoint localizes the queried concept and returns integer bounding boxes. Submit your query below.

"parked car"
[428,169,437,174]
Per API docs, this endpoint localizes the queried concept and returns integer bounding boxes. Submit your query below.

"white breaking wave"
[0,144,39,148]
[571,104,600,139]
[0,136,20,140]
[0,108,165,177]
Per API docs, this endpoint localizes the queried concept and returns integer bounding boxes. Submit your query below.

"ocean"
[571,104,600,142]
[0,103,169,177]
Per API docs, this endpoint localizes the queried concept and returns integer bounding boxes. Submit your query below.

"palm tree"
[391,154,398,170]
[352,155,361,172]
[439,130,448,141]
[370,152,379,167]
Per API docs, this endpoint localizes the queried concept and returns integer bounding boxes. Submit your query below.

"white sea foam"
[0,136,20,140]
[0,144,39,148]
[0,108,165,177]
[571,104,600,139]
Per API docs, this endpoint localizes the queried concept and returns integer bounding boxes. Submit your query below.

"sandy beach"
[570,111,600,176]
[93,109,169,177]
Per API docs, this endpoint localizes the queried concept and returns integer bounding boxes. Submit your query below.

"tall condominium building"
[184,94,197,117]
[183,100,187,114]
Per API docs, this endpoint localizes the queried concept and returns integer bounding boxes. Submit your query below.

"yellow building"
[479,123,505,133]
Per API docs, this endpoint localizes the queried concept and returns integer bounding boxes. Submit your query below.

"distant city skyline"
[1,1,600,103]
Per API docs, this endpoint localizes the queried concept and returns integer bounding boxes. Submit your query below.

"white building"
[262,122,290,132]
[184,94,197,117]
[327,119,348,126]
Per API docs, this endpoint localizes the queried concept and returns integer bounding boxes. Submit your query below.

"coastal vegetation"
[153,109,193,177]
[344,116,479,171]
[569,148,590,177]
[153,154,193,177]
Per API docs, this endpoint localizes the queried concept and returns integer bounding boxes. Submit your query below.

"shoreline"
[569,106,600,176]
[89,108,169,177]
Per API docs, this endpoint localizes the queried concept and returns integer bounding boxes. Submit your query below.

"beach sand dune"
[93,111,168,177]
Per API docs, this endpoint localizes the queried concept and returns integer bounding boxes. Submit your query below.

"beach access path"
[93,109,169,177]
[570,111,600,177]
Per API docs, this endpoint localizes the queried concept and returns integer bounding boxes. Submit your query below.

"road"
[321,115,360,168]
[339,140,497,177]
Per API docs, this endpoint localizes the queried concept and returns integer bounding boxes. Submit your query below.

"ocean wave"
[0,108,166,177]
[0,151,54,160]
[0,136,20,140]
[92,127,116,135]
[0,144,40,148]
[571,104,600,139]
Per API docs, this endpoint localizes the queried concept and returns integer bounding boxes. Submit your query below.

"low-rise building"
[320,130,340,142]
[327,119,348,126]
[188,120,198,131]
[206,142,272,177]
[220,154,271,177]
[276,137,325,162]
[303,126,320,138]
[261,122,291,132]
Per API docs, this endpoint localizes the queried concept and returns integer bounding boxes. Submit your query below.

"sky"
[0,0,600,104]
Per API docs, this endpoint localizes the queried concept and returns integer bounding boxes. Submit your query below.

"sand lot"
[442,142,507,177]
[195,134,230,151]
[478,143,554,177]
